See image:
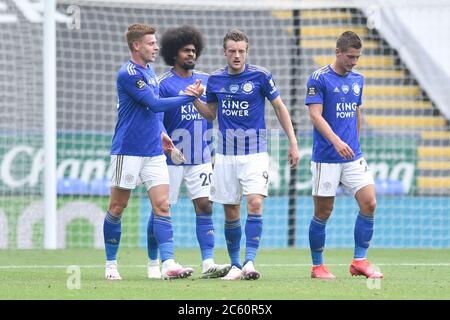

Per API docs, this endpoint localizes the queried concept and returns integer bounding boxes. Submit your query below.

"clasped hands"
[184,79,204,98]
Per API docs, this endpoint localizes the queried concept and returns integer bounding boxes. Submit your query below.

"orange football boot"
[311,264,336,279]
[350,259,383,278]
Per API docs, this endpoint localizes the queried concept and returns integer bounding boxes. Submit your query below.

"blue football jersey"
[158,69,212,165]
[305,65,364,163]
[111,60,162,156]
[206,64,280,155]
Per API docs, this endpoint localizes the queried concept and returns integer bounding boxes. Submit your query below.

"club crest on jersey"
[242,81,254,94]
[352,83,361,96]
[229,84,239,93]
[341,85,349,94]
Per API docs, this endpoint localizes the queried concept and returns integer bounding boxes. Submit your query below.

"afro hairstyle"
[160,25,205,66]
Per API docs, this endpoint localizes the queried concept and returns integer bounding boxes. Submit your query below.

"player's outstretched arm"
[308,103,355,160]
[121,74,195,113]
[270,96,300,168]
[139,86,196,112]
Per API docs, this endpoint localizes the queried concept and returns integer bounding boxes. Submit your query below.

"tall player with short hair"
[146,25,231,279]
[104,23,197,280]
[305,31,383,279]
[193,29,300,280]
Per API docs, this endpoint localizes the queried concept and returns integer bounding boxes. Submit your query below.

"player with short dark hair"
[104,23,198,280]
[305,31,383,279]
[192,28,300,280]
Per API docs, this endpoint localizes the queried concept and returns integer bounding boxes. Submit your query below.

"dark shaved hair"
[223,28,249,50]
[336,31,362,52]
[160,25,205,66]
[126,23,156,51]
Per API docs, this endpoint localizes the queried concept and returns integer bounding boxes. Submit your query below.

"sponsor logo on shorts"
[322,181,332,191]
[125,174,134,183]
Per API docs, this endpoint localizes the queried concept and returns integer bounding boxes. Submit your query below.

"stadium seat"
[57,178,89,195]
[375,179,405,195]
[89,178,110,196]
[336,185,351,195]
[336,179,405,195]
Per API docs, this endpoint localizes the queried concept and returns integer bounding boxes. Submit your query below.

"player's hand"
[185,79,204,98]
[288,143,300,168]
[334,139,355,160]
[161,132,175,153]
[169,147,186,164]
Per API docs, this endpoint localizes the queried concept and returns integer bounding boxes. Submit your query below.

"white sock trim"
[202,258,215,271]
[148,259,160,266]
[106,260,117,266]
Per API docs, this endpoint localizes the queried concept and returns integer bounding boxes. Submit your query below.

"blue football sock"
[354,212,374,259]
[224,219,242,269]
[309,216,327,266]
[147,210,158,261]
[244,213,262,265]
[153,214,174,262]
[103,211,122,261]
[196,213,214,261]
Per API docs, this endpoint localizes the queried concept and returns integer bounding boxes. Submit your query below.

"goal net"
[0,0,448,250]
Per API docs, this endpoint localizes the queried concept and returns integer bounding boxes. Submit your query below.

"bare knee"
[313,196,334,221]
[247,197,263,214]
[153,198,170,216]
[224,205,240,221]
[314,205,333,221]
[193,198,212,214]
[108,200,127,217]
[361,199,377,216]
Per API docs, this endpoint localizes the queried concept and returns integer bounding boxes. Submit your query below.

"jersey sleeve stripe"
[248,64,271,76]
[194,70,210,76]
[211,66,226,76]
[127,63,137,76]
[157,71,173,84]
[312,65,330,80]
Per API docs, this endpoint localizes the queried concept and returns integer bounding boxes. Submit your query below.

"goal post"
[43,0,57,249]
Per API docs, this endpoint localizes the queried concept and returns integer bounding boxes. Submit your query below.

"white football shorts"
[110,154,169,191]
[168,163,213,204]
[311,157,375,197]
[209,152,269,204]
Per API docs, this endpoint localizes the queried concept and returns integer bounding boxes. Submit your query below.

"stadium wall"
[367,0,450,119]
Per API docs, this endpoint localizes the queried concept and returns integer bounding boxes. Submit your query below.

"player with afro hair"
[160,25,205,67]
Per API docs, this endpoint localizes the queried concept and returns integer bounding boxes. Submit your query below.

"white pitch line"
[0,263,450,269]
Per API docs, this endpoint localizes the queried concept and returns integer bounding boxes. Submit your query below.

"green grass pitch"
[0,248,449,300]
